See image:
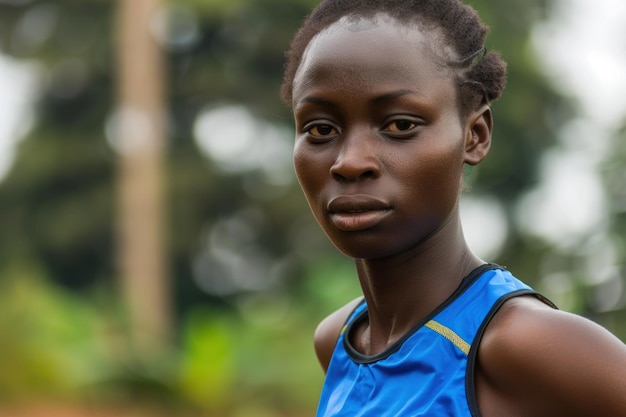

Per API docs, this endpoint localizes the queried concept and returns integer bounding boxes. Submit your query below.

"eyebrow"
[370,89,420,105]
[296,89,419,108]
[295,96,336,108]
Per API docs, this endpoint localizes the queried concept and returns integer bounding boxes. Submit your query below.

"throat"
[348,308,421,357]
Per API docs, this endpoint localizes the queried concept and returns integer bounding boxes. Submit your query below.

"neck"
[353,211,483,355]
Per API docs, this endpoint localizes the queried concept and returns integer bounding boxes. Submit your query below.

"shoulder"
[314,297,364,373]
[478,295,626,416]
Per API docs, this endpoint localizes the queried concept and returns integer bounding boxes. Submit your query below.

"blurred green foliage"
[0,266,97,403]
[0,0,624,415]
[0,255,354,414]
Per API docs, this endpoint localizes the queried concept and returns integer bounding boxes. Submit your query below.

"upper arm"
[314,297,363,373]
[479,297,626,416]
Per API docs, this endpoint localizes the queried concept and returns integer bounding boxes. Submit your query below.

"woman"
[281,0,626,415]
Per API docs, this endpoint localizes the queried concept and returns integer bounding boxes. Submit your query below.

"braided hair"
[281,0,507,116]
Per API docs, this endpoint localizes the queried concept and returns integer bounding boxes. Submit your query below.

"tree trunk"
[114,0,170,356]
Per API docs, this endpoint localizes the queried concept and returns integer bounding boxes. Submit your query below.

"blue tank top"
[316,264,552,417]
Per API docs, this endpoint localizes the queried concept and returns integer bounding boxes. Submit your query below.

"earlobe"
[464,105,493,166]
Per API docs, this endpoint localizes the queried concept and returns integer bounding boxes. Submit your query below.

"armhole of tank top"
[465,289,555,417]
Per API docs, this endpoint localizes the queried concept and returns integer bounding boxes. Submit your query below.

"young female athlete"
[280,0,626,416]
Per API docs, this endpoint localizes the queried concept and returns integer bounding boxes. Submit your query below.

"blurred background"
[0,0,624,415]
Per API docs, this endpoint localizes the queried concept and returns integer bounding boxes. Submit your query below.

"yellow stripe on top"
[425,320,470,355]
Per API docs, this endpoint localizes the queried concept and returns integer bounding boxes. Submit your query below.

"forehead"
[292,14,457,106]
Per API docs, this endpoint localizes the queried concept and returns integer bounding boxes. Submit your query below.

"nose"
[329,131,381,182]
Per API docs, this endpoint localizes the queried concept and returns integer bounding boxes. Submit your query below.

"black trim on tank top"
[344,263,503,364]
[465,290,558,417]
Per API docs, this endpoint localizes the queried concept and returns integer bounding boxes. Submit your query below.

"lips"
[327,195,392,231]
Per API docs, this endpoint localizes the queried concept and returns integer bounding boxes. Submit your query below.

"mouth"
[327,195,391,212]
[327,195,392,231]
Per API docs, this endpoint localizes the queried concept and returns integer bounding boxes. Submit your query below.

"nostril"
[332,168,377,183]
[332,171,344,182]
[360,170,376,180]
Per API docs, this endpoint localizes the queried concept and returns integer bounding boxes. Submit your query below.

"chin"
[328,235,407,261]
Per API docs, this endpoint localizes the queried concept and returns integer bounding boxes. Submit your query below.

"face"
[291,15,475,259]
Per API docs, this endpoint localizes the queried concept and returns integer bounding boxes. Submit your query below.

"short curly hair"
[281,0,507,116]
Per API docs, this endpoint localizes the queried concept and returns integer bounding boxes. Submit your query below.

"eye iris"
[315,125,334,135]
[393,120,413,131]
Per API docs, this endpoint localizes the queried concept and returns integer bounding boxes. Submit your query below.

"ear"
[463,105,492,166]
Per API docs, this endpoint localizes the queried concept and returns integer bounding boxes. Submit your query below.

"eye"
[384,119,417,132]
[308,124,338,137]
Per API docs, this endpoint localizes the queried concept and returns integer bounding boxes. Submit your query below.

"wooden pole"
[114,0,170,356]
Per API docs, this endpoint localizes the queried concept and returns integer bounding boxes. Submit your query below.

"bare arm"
[477,296,626,417]
[314,297,364,373]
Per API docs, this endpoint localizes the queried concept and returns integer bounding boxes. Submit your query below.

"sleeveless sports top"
[316,264,554,417]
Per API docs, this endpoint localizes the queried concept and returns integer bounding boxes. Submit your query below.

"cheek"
[293,143,325,203]
[293,142,309,187]
[402,142,465,201]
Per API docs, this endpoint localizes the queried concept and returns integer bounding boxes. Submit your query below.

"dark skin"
[291,14,626,417]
